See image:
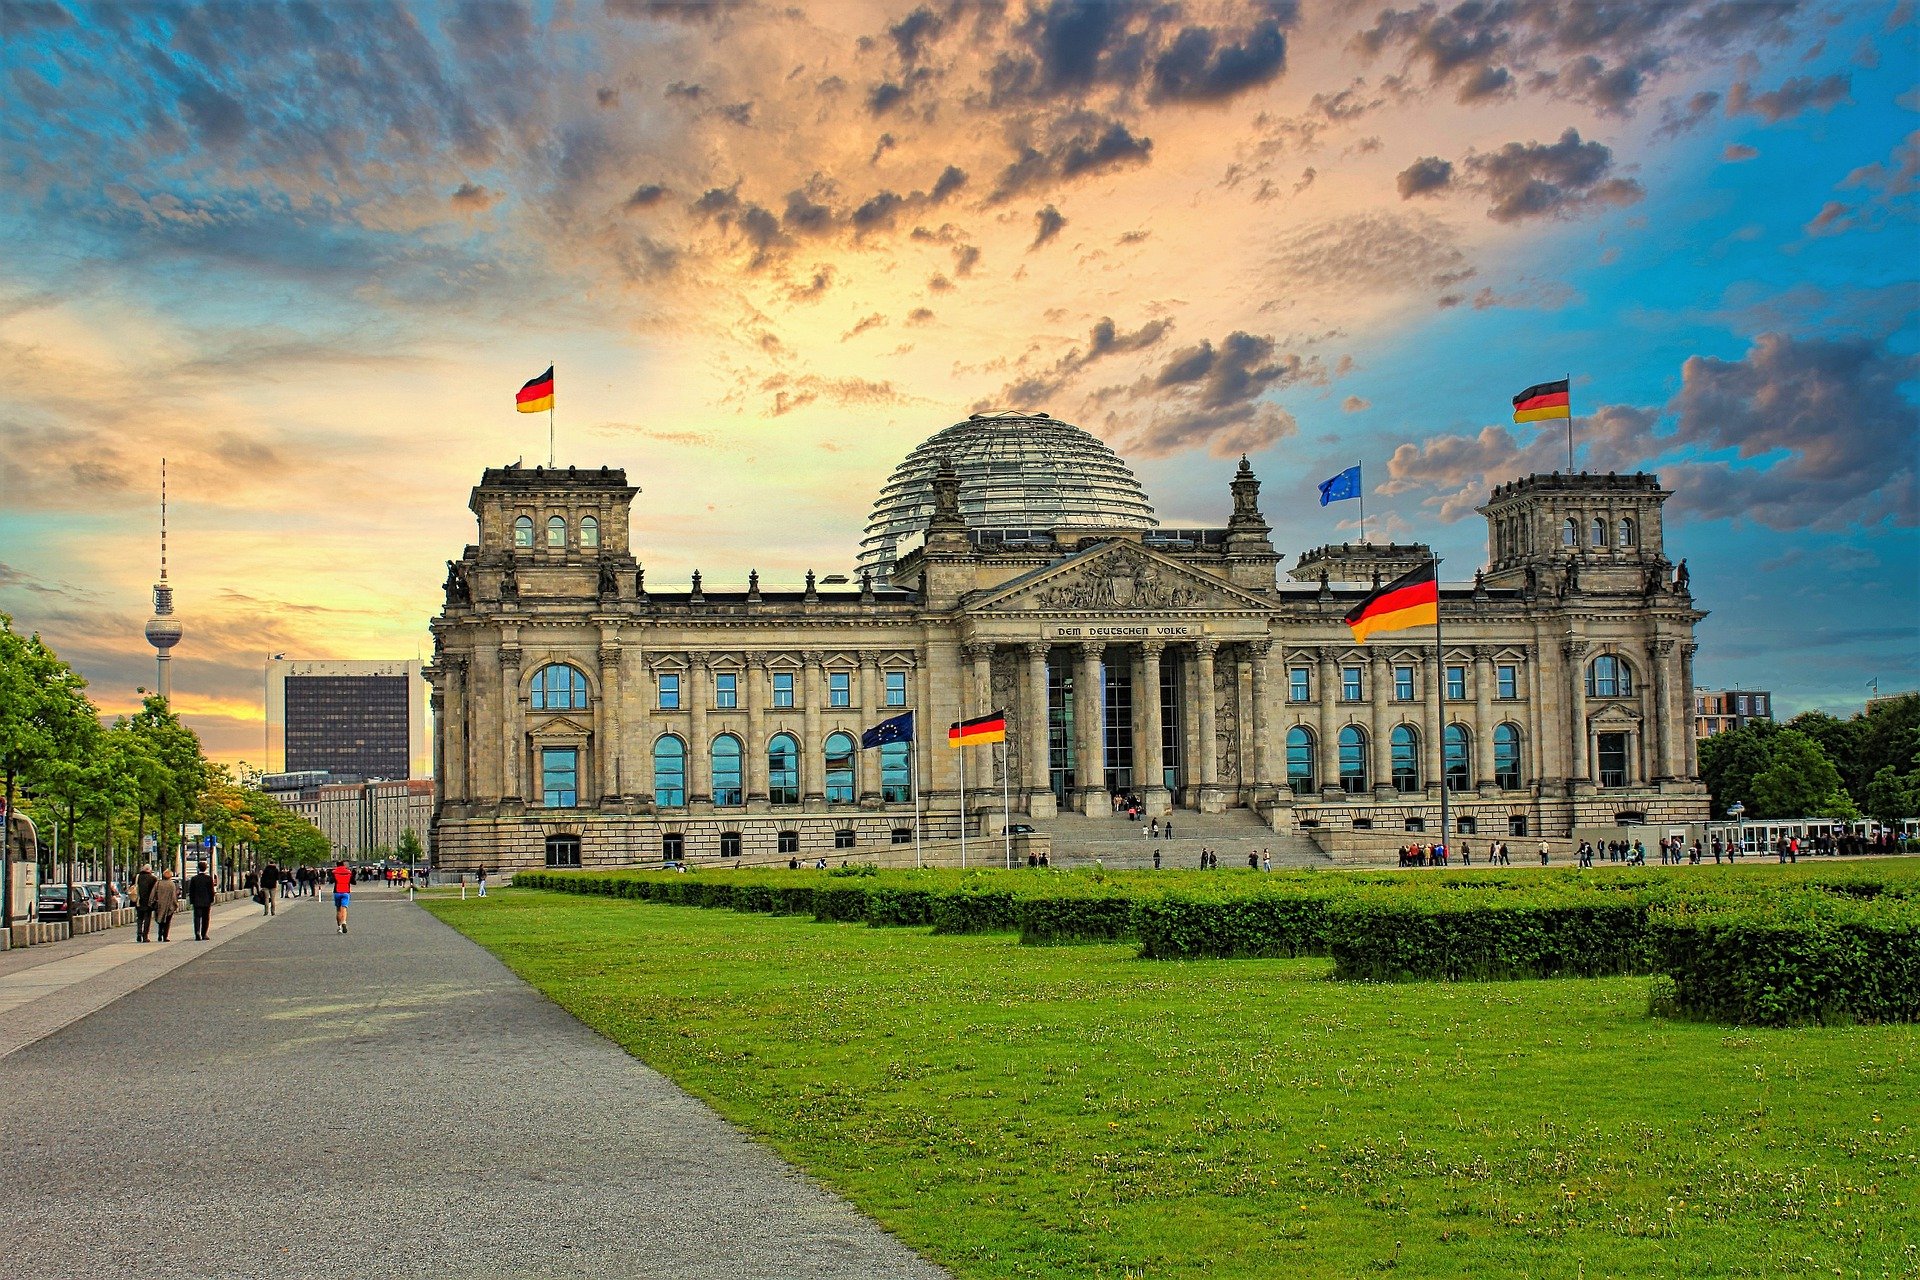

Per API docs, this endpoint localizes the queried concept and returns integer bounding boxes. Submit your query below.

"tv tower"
[143,458,183,701]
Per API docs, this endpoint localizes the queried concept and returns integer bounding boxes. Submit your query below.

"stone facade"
[427,459,1709,871]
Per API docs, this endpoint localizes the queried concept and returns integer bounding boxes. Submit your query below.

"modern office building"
[426,411,1710,872]
[1694,688,1774,739]
[263,775,435,862]
[265,659,428,782]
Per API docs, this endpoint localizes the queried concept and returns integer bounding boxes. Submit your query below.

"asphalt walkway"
[0,884,947,1280]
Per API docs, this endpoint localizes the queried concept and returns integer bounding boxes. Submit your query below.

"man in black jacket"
[134,864,157,942]
[259,863,281,916]
[188,865,216,940]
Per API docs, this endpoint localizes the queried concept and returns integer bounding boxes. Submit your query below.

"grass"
[425,887,1919,1279]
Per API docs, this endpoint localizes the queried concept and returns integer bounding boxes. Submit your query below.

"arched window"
[1494,723,1522,790]
[1286,727,1315,795]
[580,515,600,548]
[1562,517,1578,547]
[767,733,799,805]
[1586,654,1633,698]
[1444,724,1471,792]
[1590,517,1605,547]
[1390,725,1420,793]
[653,736,686,807]
[1338,725,1368,793]
[1617,517,1635,547]
[513,515,534,548]
[824,732,856,803]
[712,734,743,806]
[546,515,567,548]
[879,741,911,803]
[529,663,588,710]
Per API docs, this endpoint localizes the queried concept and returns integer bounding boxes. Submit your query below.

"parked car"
[1007,824,1036,835]
[36,885,78,922]
[80,881,112,911]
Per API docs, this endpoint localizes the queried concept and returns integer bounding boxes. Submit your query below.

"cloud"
[1656,90,1722,138]
[989,315,1174,407]
[1265,210,1474,297]
[1396,156,1453,197]
[1106,330,1317,458]
[450,181,501,212]
[1148,18,1292,103]
[1030,204,1067,249]
[1727,73,1851,122]
[1382,333,1918,529]
[990,118,1154,201]
[986,1,1300,108]
[1723,143,1760,161]
[841,312,888,341]
[1342,395,1371,412]
[624,183,671,208]
[1804,200,1856,236]
[1459,128,1644,223]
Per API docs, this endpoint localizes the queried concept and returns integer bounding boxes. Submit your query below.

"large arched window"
[529,663,588,710]
[580,515,600,548]
[513,515,534,548]
[1494,723,1522,790]
[653,736,686,807]
[1562,517,1578,547]
[1590,517,1606,547]
[546,515,567,548]
[767,733,799,805]
[1617,517,1635,548]
[1338,725,1368,793]
[1286,727,1315,795]
[1444,724,1471,792]
[1390,725,1420,793]
[712,734,743,806]
[1587,654,1633,698]
[879,740,911,803]
[824,732,856,803]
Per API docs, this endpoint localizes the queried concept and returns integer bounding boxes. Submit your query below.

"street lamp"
[1726,800,1746,858]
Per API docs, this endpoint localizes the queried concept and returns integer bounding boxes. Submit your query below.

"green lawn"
[426,890,1918,1279]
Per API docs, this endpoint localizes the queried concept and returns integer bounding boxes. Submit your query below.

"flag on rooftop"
[516,366,555,414]
[1512,378,1570,423]
[1344,561,1439,643]
[1317,464,1361,506]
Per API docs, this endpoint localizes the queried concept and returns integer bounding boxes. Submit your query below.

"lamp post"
[1726,800,1746,859]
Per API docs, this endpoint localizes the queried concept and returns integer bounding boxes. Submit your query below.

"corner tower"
[1479,472,1675,596]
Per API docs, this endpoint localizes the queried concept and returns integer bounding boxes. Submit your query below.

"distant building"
[263,775,434,862]
[1865,690,1918,715]
[1695,688,1773,739]
[266,659,427,782]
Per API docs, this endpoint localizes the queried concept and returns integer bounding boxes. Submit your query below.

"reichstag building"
[427,411,1708,870]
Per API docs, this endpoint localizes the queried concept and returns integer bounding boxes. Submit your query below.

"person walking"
[1262,850,1272,872]
[259,863,280,915]
[1538,839,1550,866]
[331,859,353,935]
[1163,818,1174,840]
[1152,848,1161,869]
[151,869,180,943]
[477,866,489,897]
[134,863,157,942]
[188,863,215,941]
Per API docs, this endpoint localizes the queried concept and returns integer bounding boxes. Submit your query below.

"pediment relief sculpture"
[1013,545,1233,613]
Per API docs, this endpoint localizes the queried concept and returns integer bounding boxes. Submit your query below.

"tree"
[1749,730,1849,819]
[127,696,209,871]
[396,829,425,870]
[1699,720,1779,819]
[1862,766,1918,826]
[1787,711,1863,797]
[0,615,92,926]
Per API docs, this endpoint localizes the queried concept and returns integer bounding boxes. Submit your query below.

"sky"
[1,0,1915,768]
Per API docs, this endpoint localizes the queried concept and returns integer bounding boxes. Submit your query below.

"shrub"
[931,889,1019,934]
[1017,893,1137,946]
[1326,888,1655,982]
[865,887,937,928]
[1135,891,1331,959]
[813,884,874,923]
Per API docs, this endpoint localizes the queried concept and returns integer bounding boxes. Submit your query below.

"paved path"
[0,886,947,1280]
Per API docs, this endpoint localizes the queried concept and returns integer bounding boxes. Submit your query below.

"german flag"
[949,711,1007,746]
[1344,561,1439,643]
[1512,378,1570,423]
[515,366,555,414]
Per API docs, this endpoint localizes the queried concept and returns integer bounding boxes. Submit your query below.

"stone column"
[1139,641,1168,815]
[1563,639,1590,784]
[499,643,523,805]
[1246,641,1273,801]
[688,654,711,805]
[857,654,880,805]
[1473,645,1497,793]
[1076,641,1107,813]
[1680,643,1700,780]
[1315,646,1339,794]
[1648,637,1674,781]
[801,651,824,803]
[1420,650,1444,797]
[443,657,467,804]
[1368,651,1392,797]
[1024,642,1054,817]
[597,641,622,806]
[964,643,993,718]
[746,654,769,806]
[1195,640,1222,811]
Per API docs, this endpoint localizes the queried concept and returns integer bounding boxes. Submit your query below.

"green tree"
[1787,710,1863,796]
[1699,720,1779,819]
[396,829,425,868]
[127,696,210,871]
[0,615,92,925]
[1749,730,1849,818]
[1862,765,1918,826]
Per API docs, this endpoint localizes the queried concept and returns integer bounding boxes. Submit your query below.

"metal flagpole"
[549,359,556,468]
[1433,555,1449,854]
[911,730,923,870]
[1358,467,1367,543]
[1000,740,1012,868]
[1565,372,1574,474]
[958,728,968,869]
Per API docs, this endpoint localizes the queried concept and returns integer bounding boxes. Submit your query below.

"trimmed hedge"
[1135,891,1332,959]
[1326,889,1655,982]
[1017,893,1137,946]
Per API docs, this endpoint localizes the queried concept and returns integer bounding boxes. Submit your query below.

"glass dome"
[858,411,1157,580]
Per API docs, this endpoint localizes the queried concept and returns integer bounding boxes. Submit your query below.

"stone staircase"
[1033,809,1330,870]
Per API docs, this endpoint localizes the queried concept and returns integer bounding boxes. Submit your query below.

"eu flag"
[861,711,914,749]
[1318,464,1361,505]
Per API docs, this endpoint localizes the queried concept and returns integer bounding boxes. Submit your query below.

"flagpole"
[958,732,968,869]
[1359,467,1368,543]
[910,733,923,870]
[1000,740,1012,869]
[1433,554,1449,854]
[1565,372,1574,474]
[549,358,556,468]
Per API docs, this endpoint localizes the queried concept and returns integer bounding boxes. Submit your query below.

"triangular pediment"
[532,714,592,736]
[966,541,1272,614]
[1587,703,1643,727]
